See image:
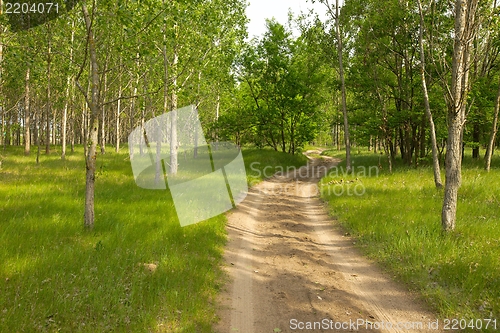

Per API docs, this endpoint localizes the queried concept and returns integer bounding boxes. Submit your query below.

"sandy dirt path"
[215,152,440,333]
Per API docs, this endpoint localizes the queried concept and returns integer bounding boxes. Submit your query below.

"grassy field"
[242,148,308,185]
[0,145,306,333]
[320,148,500,330]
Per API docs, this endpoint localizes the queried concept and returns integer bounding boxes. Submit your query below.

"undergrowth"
[0,145,305,332]
[320,148,500,331]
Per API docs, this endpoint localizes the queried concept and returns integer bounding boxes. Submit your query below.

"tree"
[45,22,52,155]
[418,0,443,188]
[314,0,352,171]
[485,78,500,171]
[234,20,326,154]
[24,66,30,155]
[61,18,75,161]
[77,0,101,228]
[441,0,480,231]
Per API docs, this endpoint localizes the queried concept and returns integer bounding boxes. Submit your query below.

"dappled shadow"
[1,149,228,332]
[217,157,438,333]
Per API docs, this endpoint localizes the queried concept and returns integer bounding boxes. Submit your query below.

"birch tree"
[24,66,30,155]
[418,0,443,189]
[442,0,480,231]
[485,78,500,171]
[77,0,100,228]
[315,0,352,172]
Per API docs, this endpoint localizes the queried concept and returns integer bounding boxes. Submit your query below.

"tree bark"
[131,71,139,155]
[61,78,70,159]
[485,78,500,171]
[0,5,3,148]
[81,1,100,229]
[115,57,122,152]
[62,21,75,160]
[70,105,75,153]
[442,0,479,231]
[170,46,178,175]
[35,109,41,164]
[45,23,52,155]
[335,0,352,173]
[99,69,107,154]
[24,66,31,155]
[418,0,443,189]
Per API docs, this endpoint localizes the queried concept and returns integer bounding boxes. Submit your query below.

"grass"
[320,148,500,330]
[0,144,306,332]
[242,147,308,185]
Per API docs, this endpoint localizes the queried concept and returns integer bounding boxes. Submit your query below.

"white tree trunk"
[100,70,107,155]
[485,79,500,171]
[82,1,100,228]
[0,4,3,148]
[24,67,31,155]
[170,46,179,175]
[442,0,479,231]
[418,0,442,189]
[62,22,75,160]
[335,0,352,173]
[115,57,122,153]
[46,23,52,155]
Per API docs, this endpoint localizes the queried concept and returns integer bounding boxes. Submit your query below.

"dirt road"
[215,152,439,333]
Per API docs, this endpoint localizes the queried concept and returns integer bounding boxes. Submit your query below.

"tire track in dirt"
[215,152,440,333]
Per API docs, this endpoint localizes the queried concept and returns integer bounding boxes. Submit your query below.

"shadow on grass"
[1,147,227,332]
[319,148,500,324]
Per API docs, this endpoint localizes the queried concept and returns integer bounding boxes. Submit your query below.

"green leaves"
[229,19,328,154]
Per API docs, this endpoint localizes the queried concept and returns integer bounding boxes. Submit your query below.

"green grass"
[242,147,308,185]
[320,148,500,330]
[0,145,306,332]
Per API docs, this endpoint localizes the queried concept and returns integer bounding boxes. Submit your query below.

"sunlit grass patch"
[0,146,226,332]
[242,147,308,185]
[320,148,500,328]
[0,144,306,332]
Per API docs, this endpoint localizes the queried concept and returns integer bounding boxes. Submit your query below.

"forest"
[1,0,499,228]
[1,0,499,331]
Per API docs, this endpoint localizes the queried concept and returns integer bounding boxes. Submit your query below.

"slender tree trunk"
[485,78,500,171]
[335,0,351,172]
[170,47,178,175]
[0,5,3,149]
[280,115,286,153]
[381,98,393,173]
[194,71,202,158]
[100,70,107,154]
[82,99,87,151]
[46,23,52,155]
[214,92,220,151]
[70,106,75,153]
[35,110,41,164]
[62,81,70,159]
[194,118,199,158]
[51,108,56,145]
[115,57,122,152]
[442,0,478,231]
[24,67,31,155]
[81,1,100,228]
[418,0,443,188]
[131,71,140,155]
[62,22,75,160]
